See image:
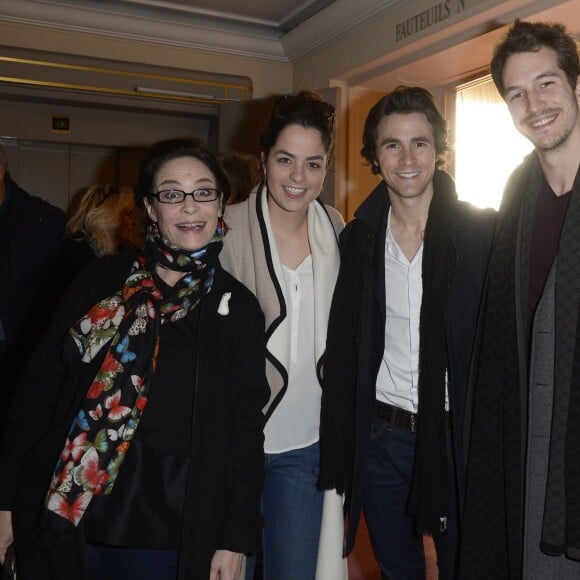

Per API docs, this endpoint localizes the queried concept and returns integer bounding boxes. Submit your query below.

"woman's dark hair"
[136,138,231,208]
[491,20,580,98]
[260,91,336,164]
[361,86,449,174]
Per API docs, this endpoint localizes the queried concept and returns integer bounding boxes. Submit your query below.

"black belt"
[374,400,450,433]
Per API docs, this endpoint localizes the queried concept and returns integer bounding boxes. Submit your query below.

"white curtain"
[454,76,533,210]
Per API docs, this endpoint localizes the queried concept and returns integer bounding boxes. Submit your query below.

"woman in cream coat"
[220,92,346,580]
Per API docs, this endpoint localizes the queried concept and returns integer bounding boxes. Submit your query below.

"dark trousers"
[86,543,179,580]
[363,416,459,580]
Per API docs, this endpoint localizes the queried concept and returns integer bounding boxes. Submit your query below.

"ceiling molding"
[101,0,282,29]
[1,0,407,64]
[282,0,406,61]
[2,0,288,62]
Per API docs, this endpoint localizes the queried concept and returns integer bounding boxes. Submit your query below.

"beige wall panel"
[315,87,340,211]
[119,148,148,192]
[17,141,70,210]
[345,87,384,221]
[0,99,210,148]
[68,145,118,204]
[218,97,276,158]
[2,139,147,212]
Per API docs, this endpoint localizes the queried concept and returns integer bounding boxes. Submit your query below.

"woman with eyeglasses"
[220,92,345,580]
[0,138,269,580]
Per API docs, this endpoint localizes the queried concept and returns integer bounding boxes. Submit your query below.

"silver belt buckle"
[409,413,417,433]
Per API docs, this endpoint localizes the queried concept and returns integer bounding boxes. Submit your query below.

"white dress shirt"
[376,210,423,413]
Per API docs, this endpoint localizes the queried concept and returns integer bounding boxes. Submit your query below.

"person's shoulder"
[341,216,373,240]
[224,195,253,221]
[34,197,66,224]
[59,237,94,263]
[320,202,345,234]
[450,201,496,252]
[454,200,496,224]
[500,152,539,205]
[55,255,135,323]
[74,254,134,290]
[89,253,134,271]
[508,151,537,179]
[12,183,66,226]
[336,217,375,262]
[223,196,253,243]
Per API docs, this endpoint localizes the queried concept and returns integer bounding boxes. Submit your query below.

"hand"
[209,549,244,580]
[0,510,13,565]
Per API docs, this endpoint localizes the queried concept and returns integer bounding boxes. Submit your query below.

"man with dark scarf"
[460,20,580,580]
[318,86,495,580]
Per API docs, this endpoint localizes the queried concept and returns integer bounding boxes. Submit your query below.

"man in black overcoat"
[319,86,495,580]
[460,20,580,580]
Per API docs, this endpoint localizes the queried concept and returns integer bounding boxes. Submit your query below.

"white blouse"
[264,255,321,454]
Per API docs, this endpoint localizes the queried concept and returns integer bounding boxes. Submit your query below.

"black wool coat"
[0,177,66,350]
[319,171,496,554]
[0,178,66,430]
[0,255,269,579]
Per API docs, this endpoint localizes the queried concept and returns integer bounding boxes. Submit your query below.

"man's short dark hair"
[361,86,448,174]
[490,19,580,98]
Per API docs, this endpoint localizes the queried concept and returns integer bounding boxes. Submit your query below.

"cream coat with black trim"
[220,185,344,417]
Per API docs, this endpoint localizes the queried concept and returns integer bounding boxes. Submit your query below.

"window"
[453,76,533,210]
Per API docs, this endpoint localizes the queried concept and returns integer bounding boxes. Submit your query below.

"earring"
[216,216,225,237]
[150,221,160,236]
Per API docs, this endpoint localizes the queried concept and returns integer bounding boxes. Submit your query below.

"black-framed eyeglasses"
[272,94,336,122]
[149,188,222,204]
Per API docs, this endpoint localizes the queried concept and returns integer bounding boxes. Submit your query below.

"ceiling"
[6,0,405,62]
[109,0,338,34]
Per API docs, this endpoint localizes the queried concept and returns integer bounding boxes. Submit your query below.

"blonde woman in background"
[65,184,143,257]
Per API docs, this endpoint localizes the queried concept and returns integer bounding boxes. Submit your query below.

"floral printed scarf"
[45,224,222,526]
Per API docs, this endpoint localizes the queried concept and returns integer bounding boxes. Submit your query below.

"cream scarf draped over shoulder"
[220,185,343,416]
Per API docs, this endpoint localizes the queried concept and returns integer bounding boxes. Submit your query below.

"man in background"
[461,20,580,580]
[0,146,66,429]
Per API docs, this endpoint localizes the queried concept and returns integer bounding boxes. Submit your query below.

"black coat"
[0,255,269,579]
[319,172,496,553]
[0,178,66,427]
[0,177,66,351]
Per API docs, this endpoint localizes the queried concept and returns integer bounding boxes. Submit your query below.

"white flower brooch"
[217,292,232,316]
